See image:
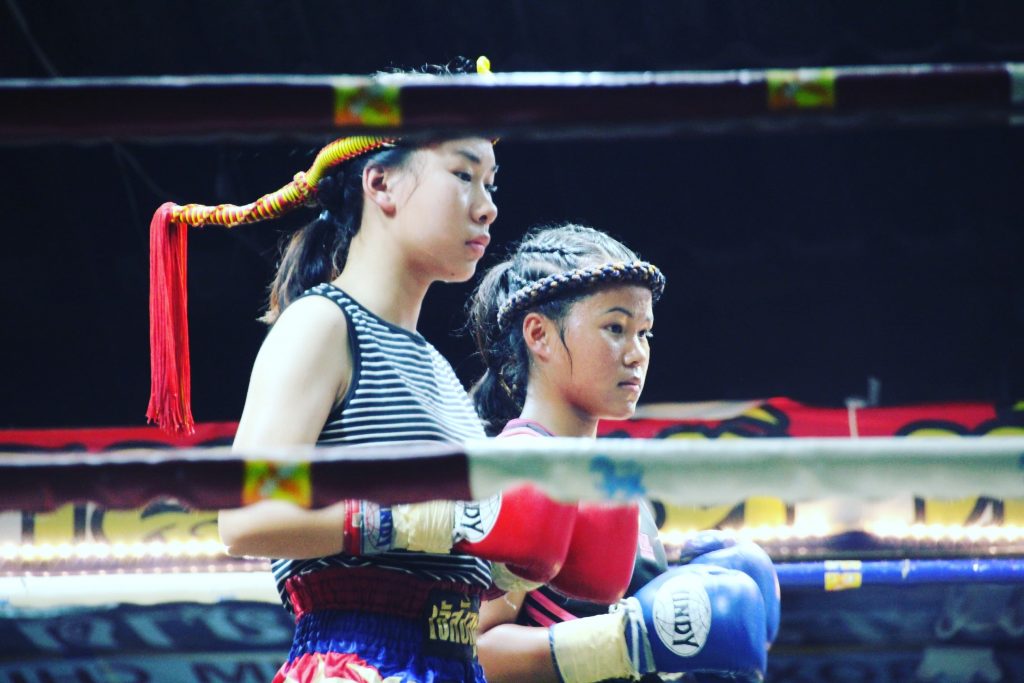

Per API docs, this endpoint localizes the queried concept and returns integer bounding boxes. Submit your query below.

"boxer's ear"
[522,312,557,363]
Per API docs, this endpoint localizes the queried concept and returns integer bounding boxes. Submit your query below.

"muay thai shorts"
[274,566,487,683]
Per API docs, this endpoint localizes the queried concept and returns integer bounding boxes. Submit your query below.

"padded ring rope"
[1,436,1023,512]
[777,557,1024,589]
[1,63,1022,142]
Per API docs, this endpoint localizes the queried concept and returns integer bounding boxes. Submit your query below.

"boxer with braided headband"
[470,225,777,682]
[469,224,664,437]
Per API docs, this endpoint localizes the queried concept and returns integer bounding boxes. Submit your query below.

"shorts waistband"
[286,565,483,620]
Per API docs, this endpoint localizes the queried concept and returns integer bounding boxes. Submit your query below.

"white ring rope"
[465,437,1024,504]
[3,437,1022,508]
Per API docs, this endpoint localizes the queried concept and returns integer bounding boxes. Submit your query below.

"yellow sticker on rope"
[823,559,863,591]
[766,68,837,110]
[243,461,312,507]
[334,84,401,127]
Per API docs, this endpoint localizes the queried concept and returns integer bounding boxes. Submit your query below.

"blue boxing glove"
[549,564,767,682]
[687,541,781,646]
[676,530,737,563]
[624,564,767,678]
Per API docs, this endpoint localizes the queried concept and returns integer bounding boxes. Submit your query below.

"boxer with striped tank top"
[218,123,502,683]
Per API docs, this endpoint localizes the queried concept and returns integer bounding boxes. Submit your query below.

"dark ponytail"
[262,144,414,323]
[469,223,643,435]
[468,262,532,435]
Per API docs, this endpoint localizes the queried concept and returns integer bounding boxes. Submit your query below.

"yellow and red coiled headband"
[147,135,397,434]
[149,57,495,433]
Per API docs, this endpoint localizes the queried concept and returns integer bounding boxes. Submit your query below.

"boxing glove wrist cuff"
[392,500,456,553]
[549,611,636,683]
[342,501,397,555]
[341,500,364,555]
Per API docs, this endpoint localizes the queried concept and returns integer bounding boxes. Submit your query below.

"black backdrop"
[2,1,1023,428]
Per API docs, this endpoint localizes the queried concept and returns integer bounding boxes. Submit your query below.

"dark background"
[2,0,1023,429]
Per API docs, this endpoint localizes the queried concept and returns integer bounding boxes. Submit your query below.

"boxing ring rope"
[2,62,1022,143]
[2,437,1023,613]
[2,437,1023,511]
[777,558,1024,590]
[3,559,1024,611]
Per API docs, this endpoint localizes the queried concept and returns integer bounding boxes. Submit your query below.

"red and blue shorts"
[274,566,487,683]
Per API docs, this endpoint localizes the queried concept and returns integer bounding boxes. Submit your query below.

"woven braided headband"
[170,136,396,228]
[496,260,666,330]
[163,57,496,229]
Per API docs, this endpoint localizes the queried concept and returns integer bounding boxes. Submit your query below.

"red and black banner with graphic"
[599,397,1024,439]
[2,399,1021,452]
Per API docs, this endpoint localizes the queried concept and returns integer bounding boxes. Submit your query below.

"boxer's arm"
[478,591,562,683]
[219,500,349,559]
[479,590,527,632]
[233,295,349,450]
[478,623,562,683]
[220,297,351,559]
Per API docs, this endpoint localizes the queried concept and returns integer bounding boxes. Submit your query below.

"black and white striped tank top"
[271,284,490,612]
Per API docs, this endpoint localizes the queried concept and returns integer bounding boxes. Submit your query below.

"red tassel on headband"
[145,136,397,433]
[147,202,193,433]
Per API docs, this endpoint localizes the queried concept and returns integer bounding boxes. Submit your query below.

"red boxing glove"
[452,484,578,584]
[548,501,639,604]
